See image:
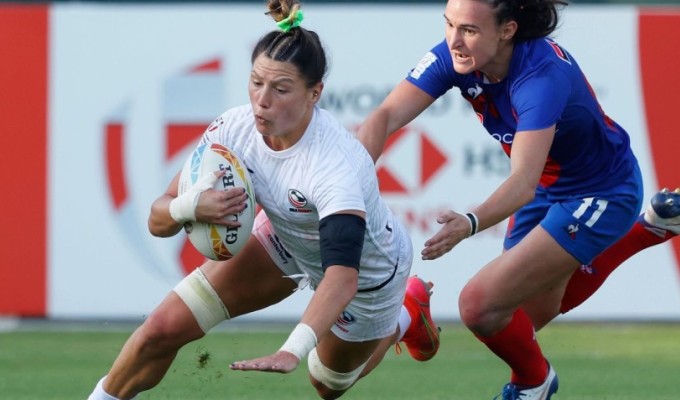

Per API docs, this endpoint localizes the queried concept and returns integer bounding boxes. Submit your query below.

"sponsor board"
[1,4,679,320]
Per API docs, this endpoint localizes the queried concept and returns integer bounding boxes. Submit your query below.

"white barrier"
[41,3,680,320]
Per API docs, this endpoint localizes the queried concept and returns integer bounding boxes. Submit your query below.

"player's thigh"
[475,188,642,313]
[201,234,297,318]
[467,225,580,315]
[540,195,641,266]
[503,190,551,251]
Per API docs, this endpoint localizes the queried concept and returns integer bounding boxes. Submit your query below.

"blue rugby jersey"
[406,38,637,197]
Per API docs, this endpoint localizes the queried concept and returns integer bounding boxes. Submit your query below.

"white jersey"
[199,105,411,291]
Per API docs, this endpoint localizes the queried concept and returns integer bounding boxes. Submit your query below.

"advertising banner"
[1,3,679,321]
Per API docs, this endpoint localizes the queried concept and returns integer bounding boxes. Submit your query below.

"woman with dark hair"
[86,1,440,399]
[358,0,679,398]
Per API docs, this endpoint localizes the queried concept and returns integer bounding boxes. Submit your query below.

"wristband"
[169,172,219,223]
[464,212,479,237]
[279,323,318,360]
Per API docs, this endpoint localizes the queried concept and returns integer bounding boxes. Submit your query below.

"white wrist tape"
[169,172,219,223]
[280,323,318,360]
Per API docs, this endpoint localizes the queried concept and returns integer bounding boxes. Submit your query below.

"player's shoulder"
[314,107,355,142]
[409,39,451,79]
[203,104,255,149]
[510,38,578,89]
[518,38,575,70]
[313,108,375,169]
[406,38,460,97]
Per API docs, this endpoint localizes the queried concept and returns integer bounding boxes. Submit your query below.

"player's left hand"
[421,210,471,260]
[229,350,300,373]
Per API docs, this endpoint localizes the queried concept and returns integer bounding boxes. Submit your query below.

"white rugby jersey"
[198,105,411,291]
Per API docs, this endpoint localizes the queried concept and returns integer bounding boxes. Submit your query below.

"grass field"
[2,321,680,399]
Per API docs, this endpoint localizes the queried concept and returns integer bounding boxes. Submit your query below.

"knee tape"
[173,268,229,332]
[307,348,367,391]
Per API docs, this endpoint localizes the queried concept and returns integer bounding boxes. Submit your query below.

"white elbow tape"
[173,268,230,332]
[169,172,219,223]
[279,323,318,360]
[308,347,367,391]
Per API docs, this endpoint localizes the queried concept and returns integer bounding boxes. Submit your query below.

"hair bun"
[265,0,297,22]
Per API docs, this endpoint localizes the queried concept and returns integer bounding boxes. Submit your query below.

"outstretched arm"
[230,211,365,373]
[357,80,436,163]
[421,126,555,260]
[229,265,359,373]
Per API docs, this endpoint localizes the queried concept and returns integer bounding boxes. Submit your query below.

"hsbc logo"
[317,85,451,196]
[373,125,449,194]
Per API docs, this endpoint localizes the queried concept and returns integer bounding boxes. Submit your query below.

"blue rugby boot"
[493,363,559,400]
[644,188,680,234]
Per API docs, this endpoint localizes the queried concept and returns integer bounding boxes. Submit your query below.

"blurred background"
[1,0,679,328]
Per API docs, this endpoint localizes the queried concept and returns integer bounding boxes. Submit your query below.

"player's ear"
[500,20,517,41]
[310,83,324,102]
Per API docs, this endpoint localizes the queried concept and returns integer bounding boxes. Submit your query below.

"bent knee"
[458,283,498,335]
[137,310,202,352]
[307,348,366,400]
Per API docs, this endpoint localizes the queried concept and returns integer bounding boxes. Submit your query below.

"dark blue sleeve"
[405,39,459,99]
[513,63,571,132]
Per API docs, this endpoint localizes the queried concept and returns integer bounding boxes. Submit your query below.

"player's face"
[248,54,320,149]
[444,0,516,79]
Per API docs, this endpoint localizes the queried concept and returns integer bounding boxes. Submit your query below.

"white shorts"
[252,210,413,342]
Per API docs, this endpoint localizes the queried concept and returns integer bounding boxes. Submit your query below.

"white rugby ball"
[178,142,255,261]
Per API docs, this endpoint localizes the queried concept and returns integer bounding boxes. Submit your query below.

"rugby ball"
[178,142,256,260]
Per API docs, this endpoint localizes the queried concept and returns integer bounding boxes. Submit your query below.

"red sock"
[476,309,547,386]
[560,219,675,313]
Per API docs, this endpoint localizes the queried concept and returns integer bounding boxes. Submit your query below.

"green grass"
[2,322,680,399]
